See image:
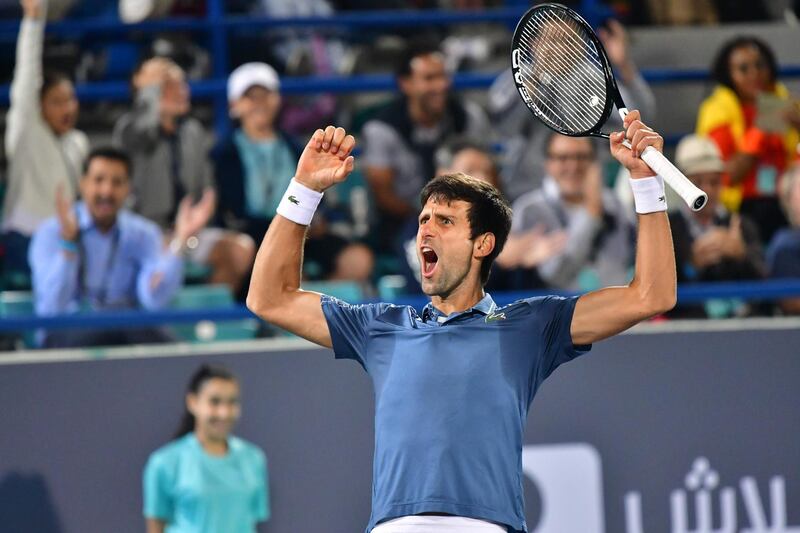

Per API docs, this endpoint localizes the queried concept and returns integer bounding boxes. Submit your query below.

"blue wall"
[1,324,799,532]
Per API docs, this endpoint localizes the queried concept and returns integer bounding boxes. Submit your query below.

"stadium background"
[1,0,799,532]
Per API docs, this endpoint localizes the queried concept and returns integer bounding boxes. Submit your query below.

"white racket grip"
[640,146,708,211]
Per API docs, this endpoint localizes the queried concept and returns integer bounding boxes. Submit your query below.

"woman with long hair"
[697,36,800,244]
[143,365,269,533]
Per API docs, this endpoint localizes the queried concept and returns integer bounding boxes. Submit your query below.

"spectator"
[28,147,214,348]
[767,164,800,314]
[510,133,635,291]
[113,58,254,294]
[212,62,302,245]
[144,364,269,533]
[212,62,373,286]
[697,36,800,244]
[362,40,490,252]
[489,19,656,203]
[1,0,89,277]
[670,135,765,317]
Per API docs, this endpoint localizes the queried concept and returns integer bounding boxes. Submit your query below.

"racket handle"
[618,108,708,211]
[639,146,708,211]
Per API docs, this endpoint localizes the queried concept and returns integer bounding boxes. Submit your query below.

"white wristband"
[629,175,667,214]
[276,179,323,226]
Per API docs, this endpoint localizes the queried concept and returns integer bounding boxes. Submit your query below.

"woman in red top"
[697,36,800,244]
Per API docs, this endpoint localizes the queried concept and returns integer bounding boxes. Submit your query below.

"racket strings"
[513,7,610,134]
[520,14,606,128]
[517,23,601,130]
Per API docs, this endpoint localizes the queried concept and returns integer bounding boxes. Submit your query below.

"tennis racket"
[510,3,708,211]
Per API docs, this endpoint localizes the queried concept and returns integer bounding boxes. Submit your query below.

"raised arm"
[6,0,46,156]
[571,111,677,345]
[246,126,355,347]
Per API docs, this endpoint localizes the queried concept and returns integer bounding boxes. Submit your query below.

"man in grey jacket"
[511,133,635,291]
[113,58,254,294]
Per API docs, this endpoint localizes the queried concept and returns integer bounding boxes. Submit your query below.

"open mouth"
[421,246,439,278]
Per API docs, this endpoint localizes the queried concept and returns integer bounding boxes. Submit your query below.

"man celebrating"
[247,111,675,533]
[29,147,214,348]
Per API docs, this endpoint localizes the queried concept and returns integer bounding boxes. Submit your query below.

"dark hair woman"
[143,365,269,533]
[697,36,800,244]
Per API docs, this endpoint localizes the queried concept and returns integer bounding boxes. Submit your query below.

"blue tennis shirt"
[321,292,591,533]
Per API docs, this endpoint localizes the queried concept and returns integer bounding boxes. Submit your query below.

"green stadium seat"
[0,291,36,348]
[170,284,258,343]
[302,280,365,302]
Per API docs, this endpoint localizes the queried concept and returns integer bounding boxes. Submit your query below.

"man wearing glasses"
[509,133,635,291]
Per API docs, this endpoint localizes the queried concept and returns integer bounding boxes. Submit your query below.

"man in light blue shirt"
[247,115,677,532]
[29,146,214,348]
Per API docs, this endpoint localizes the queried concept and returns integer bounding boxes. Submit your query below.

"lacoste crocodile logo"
[485,312,506,323]
[288,195,300,205]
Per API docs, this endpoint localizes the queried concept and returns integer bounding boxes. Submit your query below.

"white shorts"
[371,516,506,533]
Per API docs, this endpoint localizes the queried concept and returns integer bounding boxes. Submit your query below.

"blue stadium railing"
[2,279,800,333]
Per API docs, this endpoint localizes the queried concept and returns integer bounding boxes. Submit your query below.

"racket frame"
[510,3,708,211]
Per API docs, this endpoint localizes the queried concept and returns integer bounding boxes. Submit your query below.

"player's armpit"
[571,286,656,345]
[249,287,333,349]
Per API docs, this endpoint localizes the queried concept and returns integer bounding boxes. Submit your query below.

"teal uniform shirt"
[143,433,269,533]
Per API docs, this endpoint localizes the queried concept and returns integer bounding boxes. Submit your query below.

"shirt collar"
[422,293,496,324]
[76,201,121,234]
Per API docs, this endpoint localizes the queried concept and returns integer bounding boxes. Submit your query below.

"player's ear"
[474,232,495,259]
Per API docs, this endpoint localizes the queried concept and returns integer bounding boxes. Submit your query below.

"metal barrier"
[2,279,799,333]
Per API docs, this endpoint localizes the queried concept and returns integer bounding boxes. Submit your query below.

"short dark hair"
[83,146,133,178]
[420,173,512,285]
[41,70,72,100]
[434,137,496,172]
[396,39,444,79]
[711,36,777,92]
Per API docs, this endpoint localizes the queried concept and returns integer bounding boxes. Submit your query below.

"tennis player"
[247,110,675,533]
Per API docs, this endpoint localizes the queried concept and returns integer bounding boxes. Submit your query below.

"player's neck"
[430,282,485,316]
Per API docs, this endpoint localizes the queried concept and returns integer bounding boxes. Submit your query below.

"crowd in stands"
[1,0,799,350]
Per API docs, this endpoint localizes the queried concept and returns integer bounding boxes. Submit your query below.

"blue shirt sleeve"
[29,218,80,316]
[524,295,591,383]
[142,452,174,521]
[135,222,184,310]
[320,295,391,368]
[767,230,800,279]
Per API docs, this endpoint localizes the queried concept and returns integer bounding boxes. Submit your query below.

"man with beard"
[29,147,214,348]
[362,41,490,252]
[246,110,676,533]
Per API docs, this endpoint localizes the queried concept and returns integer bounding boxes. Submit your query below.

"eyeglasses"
[547,153,594,163]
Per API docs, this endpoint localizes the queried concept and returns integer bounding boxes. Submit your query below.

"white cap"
[675,135,725,176]
[227,62,280,102]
